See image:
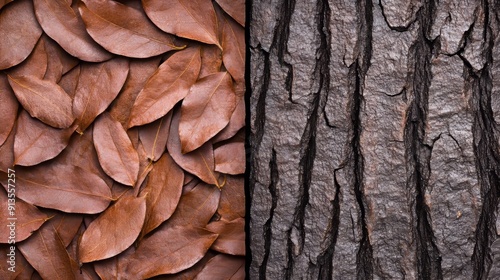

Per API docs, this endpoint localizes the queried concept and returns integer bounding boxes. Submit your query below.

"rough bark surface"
[249,0,500,279]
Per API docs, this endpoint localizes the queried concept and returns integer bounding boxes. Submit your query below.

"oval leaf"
[212,96,245,143]
[14,110,75,166]
[143,0,220,47]
[7,75,74,128]
[0,0,43,70]
[194,254,245,279]
[206,218,245,255]
[138,112,171,162]
[73,57,129,133]
[79,195,146,263]
[179,72,237,153]
[221,13,245,86]
[94,113,139,186]
[0,74,18,146]
[79,0,182,58]
[140,153,183,236]
[6,36,48,79]
[129,47,201,127]
[218,176,245,220]
[33,0,112,62]
[216,0,245,26]
[214,140,245,175]
[123,226,218,278]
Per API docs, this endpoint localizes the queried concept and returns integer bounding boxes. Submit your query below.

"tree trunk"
[248,0,500,279]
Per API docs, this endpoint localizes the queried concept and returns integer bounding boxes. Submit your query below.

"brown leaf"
[140,153,183,236]
[165,182,220,228]
[0,189,49,243]
[159,251,216,280]
[138,112,171,162]
[58,65,81,99]
[0,74,18,147]
[94,246,135,280]
[18,224,75,280]
[73,57,129,133]
[122,226,218,278]
[218,176,245,220]
[194,254,245,279]
[42,36,79,83]
[206,218,245,256]
[179,72,237,153]
[79,0,182,58]
[33,0,112,62]
[0,0,12,10]
[143,0,220,47]
[109,57,161,127]
[129,47,201,127]
[216,0,245,26]
[199,44,222,78]
[79,195,146,263]
[212,97,245,143]
[134,135,154,191]
[7,75,74,129]
[168,110,221,186]
[6,37,48,79]
[214,140,245,175]
[94,113,140,186]
[0,163,112,214]
[221,13,245,87]
[0,244,33,279]
[43,210,83,247]
[0,125,15,172]
[14,110,75,166]
[0,0,43,70]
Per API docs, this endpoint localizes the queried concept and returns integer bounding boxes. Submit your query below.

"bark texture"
[249,0,500,279]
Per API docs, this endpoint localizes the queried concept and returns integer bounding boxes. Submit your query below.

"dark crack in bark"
[404,1,443,279]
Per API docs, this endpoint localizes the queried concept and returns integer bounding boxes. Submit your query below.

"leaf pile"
[0,0,245,278]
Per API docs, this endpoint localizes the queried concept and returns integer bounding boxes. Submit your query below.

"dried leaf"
[43,210,83,247]
[159,251,216,280]
[215,0,245,27]
[8,75,74,129]
[0,74,18,147]
[212,97,245,143]
[6,37,48,79]
[94,246,135,280]
[33,0,112,62]
[179,72,237,153]
[218,176,245,220]
[42,36,79,83]
[138,112,171,162]
[79,0,182,58]
[122,226,218,278]
[140,153,183,236]
[79,195,146,263]
[0,244,33,279]
[214,140,245,175]
[0,190,49,243]
[94,113,140,186]
[199,44,222,78]
[14,110,75,166]
[143,0,220,47]
[221,13,245,86]
[0,0,43,70]
[206,218,245,255]
[165,182,220,228]
[18,224,75,280]
[0,125,15,172]
[0,164,112,214]
[73,58,129,133]
[129,47,201,127]
[168,110,221,186]
[194,254,245,279]
[58,65,81,99]
[109,57,161,127]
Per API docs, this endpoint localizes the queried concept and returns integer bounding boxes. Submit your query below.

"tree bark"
[248,0,500,279]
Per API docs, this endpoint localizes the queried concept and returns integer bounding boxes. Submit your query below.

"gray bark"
[248,0,500,279]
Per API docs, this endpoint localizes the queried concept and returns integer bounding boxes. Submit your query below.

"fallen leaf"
[122,225,218,278]
[143,0,220,47]
[138,112,172,162]
[194,254,245,279]
[33,0,112,62]
[0,164,112,214]
[140,153,183,236]
[0,125,15,172]
[129,47,201,127]
[0,0,43,70]
[109,57,161,127]
[73,57,129,133]
[94,113,139,186]
[79,195,146,263]
[214,140,245,175]
[199,44,222,78]
[0,74,18,147]
[42,36,79,83]
[168,110,221,186]
[43,210,83,247]
[179,72,237,153]
[18,224,75,280]
[94,246,135,280]
[217,176,245,220]
[8,75,74,129]
[221,13,245,86]
[215,0,245,27]
[160,251,216,280]
[14,110,75,166]
[206,218,245,256]
[212,97,245,143]
[79,0,182,58]
[165,182,220,228]
[0,244,33,279]
[0,190,49,243]
[6,36,48,79]
[58,65,81,99]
